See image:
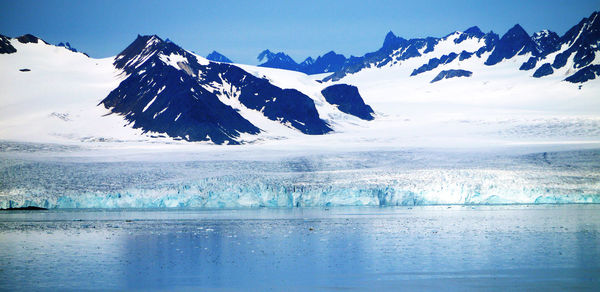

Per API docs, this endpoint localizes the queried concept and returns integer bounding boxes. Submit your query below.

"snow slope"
[0,37,159,144]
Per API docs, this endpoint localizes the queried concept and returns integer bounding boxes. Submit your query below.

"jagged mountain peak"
[57,41,77,52]
[506,24,528,35]
[531,30,560,56]
[382,31,407,49]
[257,49,273,61]
[322,50,340,57]
[113,34,187,74]
[484,24,538,65]
[300,56,314,66]
[257,49,295,62]
[464,26,484,36]
[257,49,299,70]
[16,34,49,45]
[0,34,17,54]
[384,31,397,43]
[548,10,600,78]
[206,50,232,63]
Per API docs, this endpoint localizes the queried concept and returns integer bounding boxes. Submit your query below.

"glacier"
[2,145,599,209]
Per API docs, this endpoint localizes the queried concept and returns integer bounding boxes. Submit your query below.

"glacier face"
[1,145,599,209]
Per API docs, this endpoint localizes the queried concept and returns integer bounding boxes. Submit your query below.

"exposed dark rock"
[17,34,48,44]
[411,52,458,76]
[565,64,600,83]
[553,11,599,70]
[431,69,472,83]
[531,30,560,56]
[321,84,374,120]
[520,57,538,71]
[103,35,331,144]
[485,24,539,66]
[0,34,16,54]
[533,63,554,78]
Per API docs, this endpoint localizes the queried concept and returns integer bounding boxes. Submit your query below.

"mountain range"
[254,11,599,84]
[0,10,598,146]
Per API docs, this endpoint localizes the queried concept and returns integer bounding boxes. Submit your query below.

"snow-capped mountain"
[301,51,347,74]
[0,33,373,145]
[256,11,599,85]
[105,34,350,144]
[206,50,232,63]
[258,49,348,75]
[257,49,300,71]
[1,10,599,147]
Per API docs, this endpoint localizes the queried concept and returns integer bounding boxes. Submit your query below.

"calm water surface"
[0,205,599,291]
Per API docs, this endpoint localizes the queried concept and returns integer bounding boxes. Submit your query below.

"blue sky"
[1,0,598,64]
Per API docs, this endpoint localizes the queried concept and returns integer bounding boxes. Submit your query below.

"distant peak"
[382,31,405,49]
[507,24,527,34]
[206,50,232,63]
[257,49,274,61]
[300,56,314,65]
[134,34,163,44]
[384,31,397,42]
[464,26,483,36]
[57,41,78,52]
[16,34,48,44]
[532,30,557,38]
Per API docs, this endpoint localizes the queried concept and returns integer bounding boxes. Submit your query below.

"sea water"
[0,205,599,291]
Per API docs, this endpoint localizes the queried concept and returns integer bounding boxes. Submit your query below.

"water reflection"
[122,218,371,290]
[1,206,599,291]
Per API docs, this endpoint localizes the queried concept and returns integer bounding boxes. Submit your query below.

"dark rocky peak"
[553,11,599,70]
[206,50,232,63]
[560,11,599,46]
[303,51,347,74]
[322,50,343,58]
[113,35,191,74]
[474,31,499,57]
[531,30,560,56]
[464,26,485,37]
[257,49,293,63]
[257,49,299,71]
[485,24,539,65]
[257,49,273,61]
[200,62,332,135]
[505,24,529,38]
[382,31,408,50]
[0,34,16,54]
[57,42,78,52]
[484,31,500,44]
[455,26,485,43]
[300,57,315,66]
[103,34,332,144]
[16,34,48,44]
[300,56,314,66]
